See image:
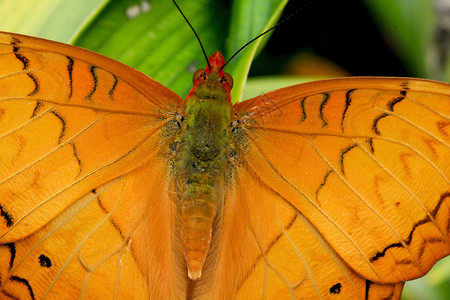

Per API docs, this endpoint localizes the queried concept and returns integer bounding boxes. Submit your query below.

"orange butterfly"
[0,8,449,300]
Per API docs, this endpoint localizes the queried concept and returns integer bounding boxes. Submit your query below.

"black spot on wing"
[1,289,19,300]
[0,204,14,227]
[299,97,306,122]
[10,41,40,97]
[329,282,341,294]
[315,170,332,204]
[341,89,356,132]
[365,280,371,300]
[96,193,107,214]
[109,75,119,101]
[400,81,410,90]
[369,191,449,263]
[365,280,396,300]
[366,138,374,154]
[86,65,98,101]
[26,73,39,96]
[387,90,407,112]
[50,111,66,144]
[38,254,52,268]
[339,144,357,176]
[66,56,74,99]
[69,142,82,177]
[96,192,125,239]
[5,243,16,270]
[372,89,408,135]
[372,113,388,135]
[11,37,21,46]
[30,101,43,119]
[10,276,35,300]
[11,39,28,70]
[14,51,29,69]
[369,241,403,263]
[319,93,330,127]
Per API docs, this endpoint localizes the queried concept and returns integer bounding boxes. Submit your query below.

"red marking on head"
[186,51,232,102]
[205,51,225,76]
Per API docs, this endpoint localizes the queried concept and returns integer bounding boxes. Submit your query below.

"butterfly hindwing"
[0,162,185,299]
[200,161,405,298]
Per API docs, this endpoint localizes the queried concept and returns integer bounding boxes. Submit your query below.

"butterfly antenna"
[221,0,315,70]
[172,0,210,69]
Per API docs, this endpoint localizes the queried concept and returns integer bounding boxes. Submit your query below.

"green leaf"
[360,0,445,81]
[0,0,109,43]
[243,75,323,100]
[226,0,289,102]
[73,0,230,98]
[402,256,450,300]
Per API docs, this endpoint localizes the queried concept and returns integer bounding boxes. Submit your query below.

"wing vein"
[0,120,165,241]
[241,129,381,279]
[306,138,419,272]
[44,176,124,299]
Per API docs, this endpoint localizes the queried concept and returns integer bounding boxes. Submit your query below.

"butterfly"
[0,2,449,300]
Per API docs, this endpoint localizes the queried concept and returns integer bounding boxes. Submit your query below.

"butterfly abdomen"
[176,100,232,280]
[175,51,233,280]
[179,169,219,280]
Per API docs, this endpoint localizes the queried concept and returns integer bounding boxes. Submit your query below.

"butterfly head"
[190,51,234,99]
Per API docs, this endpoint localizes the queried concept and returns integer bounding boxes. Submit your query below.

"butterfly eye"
[193,69,206,82]
[231,120,239,132]
[174,113,184,128]
[221,73,233,89]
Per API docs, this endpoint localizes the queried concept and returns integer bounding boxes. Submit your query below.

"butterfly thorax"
[174,51,233,280]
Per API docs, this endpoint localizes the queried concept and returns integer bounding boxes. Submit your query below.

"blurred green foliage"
[361,0,449,82]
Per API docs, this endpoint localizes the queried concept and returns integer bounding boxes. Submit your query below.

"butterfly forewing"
[232,78,450,286]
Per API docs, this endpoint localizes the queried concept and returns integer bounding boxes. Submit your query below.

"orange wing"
[0,32,186,299]
[193,160,404,299]
[207,77,448,298]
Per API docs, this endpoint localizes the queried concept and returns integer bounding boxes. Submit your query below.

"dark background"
[250,0,409,77]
